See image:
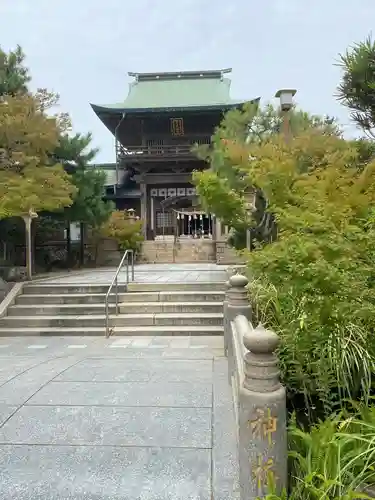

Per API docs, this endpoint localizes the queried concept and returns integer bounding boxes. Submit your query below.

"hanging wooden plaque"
[170,118,184,136]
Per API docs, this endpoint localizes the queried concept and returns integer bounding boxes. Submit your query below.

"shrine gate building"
[91,68,257,263]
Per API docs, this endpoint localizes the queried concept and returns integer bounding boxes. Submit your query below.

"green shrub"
[240,132,375,421]
[100,210,143,253]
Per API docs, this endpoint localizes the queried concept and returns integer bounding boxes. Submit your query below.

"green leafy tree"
[0,45,109,271]
[245,102,340,141]
[337,35,375,137]
[193,103,340,248]
[0,93,76,217]
[0,92,77,276]
[224,130,375,421]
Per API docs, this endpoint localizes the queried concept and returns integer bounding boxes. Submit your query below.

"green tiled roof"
[91,69,252,114]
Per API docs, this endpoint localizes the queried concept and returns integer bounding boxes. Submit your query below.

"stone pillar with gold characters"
[238,322,287,499]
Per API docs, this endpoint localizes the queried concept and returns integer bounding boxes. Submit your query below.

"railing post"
[223,279,230,356]
[131,250,135,281]
[226,274,251,384]
[115,276,118,314]
[239,323,287,499]
[105,301,109,338]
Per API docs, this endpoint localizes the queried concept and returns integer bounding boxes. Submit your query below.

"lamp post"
[275,89,296,143]
[22,208,38,281]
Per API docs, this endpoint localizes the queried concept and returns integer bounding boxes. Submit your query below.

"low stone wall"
[140,238,247,264]
[94,238,122,266]
[139,240,174,263]
[216,241,246,265]
[140,239,216,263]
[0,266,27,282]
[0,278,11,303]
[174,239,216,262]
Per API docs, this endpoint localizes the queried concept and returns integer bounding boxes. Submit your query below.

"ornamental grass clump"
[261,403,375,500]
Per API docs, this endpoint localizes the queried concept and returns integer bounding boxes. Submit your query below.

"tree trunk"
[79,222,85,267]
[66,223,71,265]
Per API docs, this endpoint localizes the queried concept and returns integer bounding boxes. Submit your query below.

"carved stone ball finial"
[229,273,248,289]
[243,323,280,355]
[243,323,281,393]
[228,274,249,309]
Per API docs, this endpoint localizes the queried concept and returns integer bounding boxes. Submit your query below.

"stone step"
[7,304,114,316]
[127,282,225,292]
[16,293,119,305]
[0,313,223,328]
[119,302,221,314]
[7,302,222,316]
[15,290,225,305]
[122,291,225,303]
[0,325,223,336]
[22,284,127,295]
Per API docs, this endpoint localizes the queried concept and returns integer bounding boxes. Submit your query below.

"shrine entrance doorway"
[158,195,214,240]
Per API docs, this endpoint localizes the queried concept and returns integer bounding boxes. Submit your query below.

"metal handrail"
[104,249,135,338]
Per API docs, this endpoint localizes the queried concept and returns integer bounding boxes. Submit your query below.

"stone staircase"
[0,281,225,336]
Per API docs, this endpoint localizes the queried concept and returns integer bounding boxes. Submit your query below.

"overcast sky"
[1,0,374,162]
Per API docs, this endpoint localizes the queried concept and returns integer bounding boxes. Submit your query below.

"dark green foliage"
[337,35,375,137]
[67,167,114,227]
[54,132,113,227]
[0,45,30,96]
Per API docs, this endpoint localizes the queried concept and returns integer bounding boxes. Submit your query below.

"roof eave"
[91,100,259,116]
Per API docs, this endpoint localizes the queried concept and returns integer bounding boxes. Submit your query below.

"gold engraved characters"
[252,455,277,494]
[249,407,277,445]
[170,118,184,136]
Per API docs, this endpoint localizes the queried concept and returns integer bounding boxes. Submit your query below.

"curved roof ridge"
[128,69,232,81]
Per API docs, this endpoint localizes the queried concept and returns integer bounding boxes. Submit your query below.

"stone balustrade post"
[238,322,287,499]
[226,274,251,384]
[223,279,230,356]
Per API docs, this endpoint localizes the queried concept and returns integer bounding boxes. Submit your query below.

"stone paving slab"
[55,358,213,383]
[27,381,212,407]
[0,335,224,353]
[0,445,211,500]
[0,405,212,448]
[212,358,240,500]
[0,336,236,499]
[0,359,44,383]
[38,263,228,285]
[0,356,79,405]
[0,405,17,426]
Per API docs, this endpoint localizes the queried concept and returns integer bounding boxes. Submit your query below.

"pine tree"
[337,35,375,138]
[0,45,30,96]
[53,132,113,264]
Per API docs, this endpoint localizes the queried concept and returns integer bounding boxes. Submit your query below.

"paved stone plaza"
[39,263,229,285]
[0,335,239,499]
